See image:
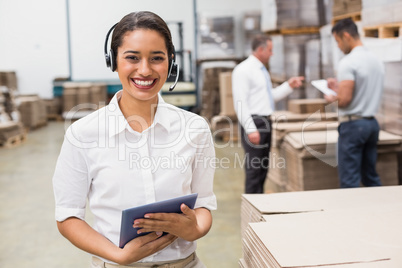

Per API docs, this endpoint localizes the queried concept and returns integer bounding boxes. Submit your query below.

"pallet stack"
[359,0,402,136]
[17,95,47,131]
[261,0,332,110]
[243,11,261,56]
[0,121,26,148]
[62,82,107,118]
[361,0,402,38]
[0,71,26,148]
[200,66,234,122]
[380,62,402,136]
[267,100,338,192]
[210,71,239,142]
[282,130,401,191]
[332,0,362,25]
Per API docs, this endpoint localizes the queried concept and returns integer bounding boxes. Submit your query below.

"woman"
[53,11,216,267]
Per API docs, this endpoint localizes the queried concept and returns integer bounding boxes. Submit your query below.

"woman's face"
[116,29,169,103]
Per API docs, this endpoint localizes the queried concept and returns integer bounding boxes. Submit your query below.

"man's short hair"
[251,34,272,51]
[331,18,359,39]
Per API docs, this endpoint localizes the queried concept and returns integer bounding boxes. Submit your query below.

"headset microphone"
[169,63,180,91]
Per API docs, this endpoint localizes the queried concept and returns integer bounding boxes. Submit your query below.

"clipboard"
[119,193,198,248]
[311,79,337,96]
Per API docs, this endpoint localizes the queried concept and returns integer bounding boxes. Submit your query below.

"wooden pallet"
[332,11,361,25]
[47,113,63,121]
[266,26,320,36]
[0,133,26,148]
[364,23,402,38]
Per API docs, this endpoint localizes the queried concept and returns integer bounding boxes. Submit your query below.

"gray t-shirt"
[337,46,384,117]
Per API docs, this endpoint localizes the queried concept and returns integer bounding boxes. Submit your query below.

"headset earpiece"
[109,49,116,72]
[104,23,118,72]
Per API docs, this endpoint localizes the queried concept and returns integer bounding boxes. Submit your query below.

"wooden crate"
[364,23,402,38]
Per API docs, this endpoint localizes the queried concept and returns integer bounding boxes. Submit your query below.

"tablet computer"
[119,193,198,248]
[311,79,337,96]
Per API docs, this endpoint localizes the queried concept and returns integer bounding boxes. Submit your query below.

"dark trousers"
[240,115,272,193]
[338,118,382,188]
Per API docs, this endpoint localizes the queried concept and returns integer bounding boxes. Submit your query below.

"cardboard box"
[333,0,362,17]
[241,186,402,267]
[0,71,18,89]
[219,72,236,117]
[201,67,233,121]
[17,95,47,129]
[288,98,328,114]
[281,130,401,191]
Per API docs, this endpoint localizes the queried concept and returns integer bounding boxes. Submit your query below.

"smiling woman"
[52,11,217,268]
[117,29,169,111]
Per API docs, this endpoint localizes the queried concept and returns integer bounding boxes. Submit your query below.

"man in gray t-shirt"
[324,18,384,188]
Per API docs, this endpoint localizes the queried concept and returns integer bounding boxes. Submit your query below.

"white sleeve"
[52,126,90,222]
[272,81,293,101]
[191,122,217,211]
[231,67,257,133]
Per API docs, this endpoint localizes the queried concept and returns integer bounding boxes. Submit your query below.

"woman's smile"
[131,78,158,89]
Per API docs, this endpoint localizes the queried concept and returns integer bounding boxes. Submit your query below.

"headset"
[104,23,179,91]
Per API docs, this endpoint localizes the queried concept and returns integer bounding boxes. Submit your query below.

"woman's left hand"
[133,205,211,242]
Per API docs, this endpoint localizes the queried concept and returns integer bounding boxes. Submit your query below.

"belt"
[338,115,374,123]
[251,114,271,120]
[92,253,195,268]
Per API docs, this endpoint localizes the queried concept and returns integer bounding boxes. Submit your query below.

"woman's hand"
[133,205,212,242]
[56,217,176,266]
[118,232,177,265]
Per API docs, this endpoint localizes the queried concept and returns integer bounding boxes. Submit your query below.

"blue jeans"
[337,118,382,188]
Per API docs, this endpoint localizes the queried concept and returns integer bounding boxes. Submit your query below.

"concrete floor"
[0,121,249,267]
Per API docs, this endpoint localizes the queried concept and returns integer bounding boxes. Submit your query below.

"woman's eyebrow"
[123,50,166,55]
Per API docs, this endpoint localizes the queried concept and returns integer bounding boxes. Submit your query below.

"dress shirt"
[232,55,293,133]
[53,90,217,264]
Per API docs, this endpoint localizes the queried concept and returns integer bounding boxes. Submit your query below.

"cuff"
[195,195,217,211]
[55,207,86,222]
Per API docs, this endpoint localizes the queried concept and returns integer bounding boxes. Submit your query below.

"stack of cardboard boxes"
[210,71,239,142]
[0,71,26,147]
[240,186,402,267]
[332,0,362,17]
[62,82,107,117]
[17,95,47,130]
[268,100,338,191]
[267,98,402,192]
[0,121,25,148]
[200,67,233,122]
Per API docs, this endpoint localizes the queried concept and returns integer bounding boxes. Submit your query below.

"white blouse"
[53,90,217,263]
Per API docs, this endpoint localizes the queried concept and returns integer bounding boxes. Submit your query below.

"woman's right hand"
[117,232,177,265]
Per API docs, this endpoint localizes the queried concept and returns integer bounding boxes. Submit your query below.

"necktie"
[261,66,275,111]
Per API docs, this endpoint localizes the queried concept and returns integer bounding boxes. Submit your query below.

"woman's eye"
[152,56,165,62]
[125,56,138,61]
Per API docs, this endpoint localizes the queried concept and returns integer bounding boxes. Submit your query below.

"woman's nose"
[138,60,152,76]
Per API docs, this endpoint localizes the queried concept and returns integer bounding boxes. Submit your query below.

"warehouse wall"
[0,0,261,99]
[0,0,69,99]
